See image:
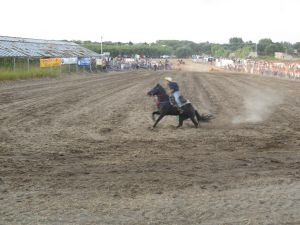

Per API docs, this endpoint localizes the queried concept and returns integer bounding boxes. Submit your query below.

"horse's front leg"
[152,111,160,121]
[153,114,165,128]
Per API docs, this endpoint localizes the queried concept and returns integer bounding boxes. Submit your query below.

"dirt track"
[0,66,300,224]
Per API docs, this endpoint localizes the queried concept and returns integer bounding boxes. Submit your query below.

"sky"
[1,0,299,44]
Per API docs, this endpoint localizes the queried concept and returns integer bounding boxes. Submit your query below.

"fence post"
[27,58,30,72]
[13,58,16,71]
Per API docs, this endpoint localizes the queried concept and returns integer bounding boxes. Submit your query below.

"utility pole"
[255,43,258,57]
[101,36,103,55]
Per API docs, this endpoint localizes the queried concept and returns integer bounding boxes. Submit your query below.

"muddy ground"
[0,64,300,224]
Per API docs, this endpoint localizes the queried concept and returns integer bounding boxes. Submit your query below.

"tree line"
[76,38,300,58]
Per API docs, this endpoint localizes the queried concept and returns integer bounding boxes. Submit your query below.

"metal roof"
[0,36,101,58]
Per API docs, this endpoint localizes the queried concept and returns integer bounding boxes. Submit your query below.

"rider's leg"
[172,91,183,113]
[173,91,182,107]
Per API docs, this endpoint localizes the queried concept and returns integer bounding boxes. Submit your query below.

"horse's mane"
[156,83,167,94]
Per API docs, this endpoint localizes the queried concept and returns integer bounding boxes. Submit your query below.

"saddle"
[169,95,188,107]
[179,96,188,105]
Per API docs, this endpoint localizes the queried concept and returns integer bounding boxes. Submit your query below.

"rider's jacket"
[168,81,179,93]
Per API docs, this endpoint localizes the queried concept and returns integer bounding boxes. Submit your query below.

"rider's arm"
[169,82,179,93]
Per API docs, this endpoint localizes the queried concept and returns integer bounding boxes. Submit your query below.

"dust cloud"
[232,88,283,124]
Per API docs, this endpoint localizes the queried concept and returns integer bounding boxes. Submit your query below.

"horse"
[147,83,212,128]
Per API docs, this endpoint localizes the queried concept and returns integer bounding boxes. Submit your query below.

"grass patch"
[0,68,60,81]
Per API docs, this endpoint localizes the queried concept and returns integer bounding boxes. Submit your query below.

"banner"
[78,58,91,66]
[61,57,77,65]
[40,58,61,68]
[125,58,135,63]
[96,58,103,66]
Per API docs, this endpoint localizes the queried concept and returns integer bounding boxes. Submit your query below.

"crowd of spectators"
[97,56,172,72]
[228,60,300,79]
[215,58,300,80]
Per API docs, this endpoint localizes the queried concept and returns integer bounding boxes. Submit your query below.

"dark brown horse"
[147,84,212,128]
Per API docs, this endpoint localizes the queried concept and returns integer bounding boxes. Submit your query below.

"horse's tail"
[195,110,214,122]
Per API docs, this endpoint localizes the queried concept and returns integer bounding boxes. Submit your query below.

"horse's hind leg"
[189,114,198,128]
[176,116,184,128]
[184,104,198,128]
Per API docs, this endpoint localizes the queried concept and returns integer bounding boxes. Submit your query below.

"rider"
[164,77,183,113]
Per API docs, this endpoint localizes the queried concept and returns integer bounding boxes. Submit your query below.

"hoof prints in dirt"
[0,70,300,225]
[100,128,113,134]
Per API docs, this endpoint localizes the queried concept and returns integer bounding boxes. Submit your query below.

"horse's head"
[147,83,166,96]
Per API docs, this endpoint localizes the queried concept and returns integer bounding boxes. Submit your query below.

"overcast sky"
[1,0,299,44]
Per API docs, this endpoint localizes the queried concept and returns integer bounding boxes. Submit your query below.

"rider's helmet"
[164,77,172,82]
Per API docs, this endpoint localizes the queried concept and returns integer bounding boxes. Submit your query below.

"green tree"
[198,42,212,55]
[281,42,293,55]
[83,43,173,58]
[229,37,244,45]
[175,47,193,58]
[294,42,300,55]
[229,37,244,51]
[264,43,284,56]
[234,46,252,58]
[257,38,273,55]
[211,44,229,57]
